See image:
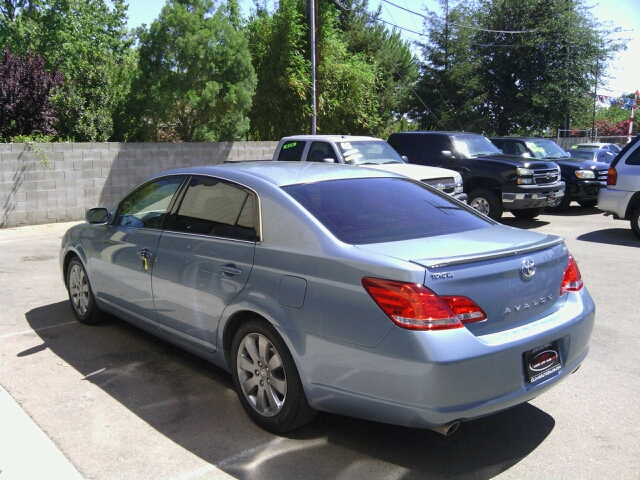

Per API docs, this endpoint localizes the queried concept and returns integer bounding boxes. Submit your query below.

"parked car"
[571,142,622,154]
[490,137,608,212]
[273,135,467,202]
[387,131,565,220]
[598,134,640,239]
[567,148,616,164]
[60,162,595,435]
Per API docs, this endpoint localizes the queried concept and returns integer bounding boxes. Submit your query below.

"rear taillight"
[362,277,486,331]
[560,254,583,295]
[606,167,617,186]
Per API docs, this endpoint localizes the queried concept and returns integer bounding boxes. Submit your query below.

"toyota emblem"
[521,259,536,278]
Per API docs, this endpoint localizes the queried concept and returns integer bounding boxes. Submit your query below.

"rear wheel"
[66,258,103,324]
[631,206,640,240]
[512,207,546,219]
[231,319,316,433]
[468,188,503,220]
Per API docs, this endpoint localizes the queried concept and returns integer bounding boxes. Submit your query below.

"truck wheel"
[631,206,640,240]
[512,207,545,219]
[546,190,571,213]
[468,189,503,220]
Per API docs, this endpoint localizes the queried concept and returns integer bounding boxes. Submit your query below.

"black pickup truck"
[387,131,565,220]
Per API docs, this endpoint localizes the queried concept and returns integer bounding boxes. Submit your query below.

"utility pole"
[309,0,317,134]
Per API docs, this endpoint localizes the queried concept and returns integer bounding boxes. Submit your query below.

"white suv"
[597,135,640,239]
[273,135,467,202]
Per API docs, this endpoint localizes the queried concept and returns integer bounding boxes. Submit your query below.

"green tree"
[336,0,418,136]
[246,0,311,139]
[132,0,256,142]
[473,0,624,135]
[1,0,135,141]
[406,0,483,132]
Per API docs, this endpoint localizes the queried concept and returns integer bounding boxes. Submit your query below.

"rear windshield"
[283,177,491,244]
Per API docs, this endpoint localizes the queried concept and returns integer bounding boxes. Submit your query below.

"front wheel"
[468,188,503,220]
[631,206,640,240]
[231,319,316,433]
[512,207,546,219]
[66,258,103,324]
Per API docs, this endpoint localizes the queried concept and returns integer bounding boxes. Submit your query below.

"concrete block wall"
[1,141,278,228]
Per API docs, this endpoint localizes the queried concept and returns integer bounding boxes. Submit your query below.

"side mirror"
[441,150,454,159]
[401,155,409,163]
[322,158,336,163]
[86,207,109,225]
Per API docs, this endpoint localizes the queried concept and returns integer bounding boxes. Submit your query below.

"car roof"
[490,137,554,141]
[150,161,399,188]
[280,135,379,142]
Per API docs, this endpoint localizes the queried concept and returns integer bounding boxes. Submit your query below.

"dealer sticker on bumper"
[524,340,562,384]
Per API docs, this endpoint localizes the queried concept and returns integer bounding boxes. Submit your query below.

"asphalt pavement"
[0,208,639,479]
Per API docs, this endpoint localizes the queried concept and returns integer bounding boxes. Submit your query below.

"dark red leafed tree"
[0,47,64,139]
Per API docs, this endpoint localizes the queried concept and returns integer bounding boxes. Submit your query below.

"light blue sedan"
[60,162,595,435]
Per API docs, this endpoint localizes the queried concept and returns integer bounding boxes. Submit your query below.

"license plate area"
[524,340,562,384]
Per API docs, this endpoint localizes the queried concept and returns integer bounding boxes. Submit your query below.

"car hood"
[359,163,458,181]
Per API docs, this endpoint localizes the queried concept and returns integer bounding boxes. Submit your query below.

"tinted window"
[625,144,640,166]
[114,177,183,229]
[172,177,258,241]
[277,140,306,161]
[308,141,338,162]
[422,135,451,160]
[283,177,490,245]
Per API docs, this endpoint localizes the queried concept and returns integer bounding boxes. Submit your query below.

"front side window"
[308,141,338,162]
[283,177,490,244]
[113,177,184,229]
[171,177,258,241]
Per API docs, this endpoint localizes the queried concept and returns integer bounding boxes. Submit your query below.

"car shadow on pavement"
[576,228,639,247]
[25,301,555,480]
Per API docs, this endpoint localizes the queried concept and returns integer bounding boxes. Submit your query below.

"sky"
[119,0,640,97]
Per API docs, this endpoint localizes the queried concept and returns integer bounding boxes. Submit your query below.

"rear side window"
[171,177,258,241]
[625,144,640,166]
[277,141,306,162]
[283,177,491,244]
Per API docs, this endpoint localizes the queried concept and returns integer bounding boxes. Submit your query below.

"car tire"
[546,190,572,213]
[230,319,316,433]
[468,188,503,220]
[631,206,640,240]
[66,258,103,325]
[512,207,546,219]
[577,199,598,208]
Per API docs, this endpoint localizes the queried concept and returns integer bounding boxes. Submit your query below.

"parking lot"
[1,205,638,480]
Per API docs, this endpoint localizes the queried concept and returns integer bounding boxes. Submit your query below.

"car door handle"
[219,265,242,277]
[137,248,153,259]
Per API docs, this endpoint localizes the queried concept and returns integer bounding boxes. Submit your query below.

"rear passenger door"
[151,176,258,349]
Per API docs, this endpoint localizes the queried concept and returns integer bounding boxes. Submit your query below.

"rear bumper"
[598,188,633,219]
[294,287,595,429]
[502,182,566,210]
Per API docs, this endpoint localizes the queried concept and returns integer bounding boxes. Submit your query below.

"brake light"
[361,278,486,330]
[606,167,617,186]
[560,254,583,295]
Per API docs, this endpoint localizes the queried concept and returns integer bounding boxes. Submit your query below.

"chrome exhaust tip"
[430,420,461,436]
